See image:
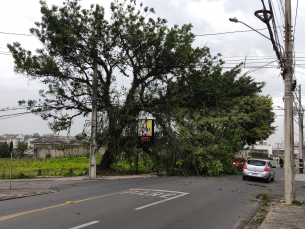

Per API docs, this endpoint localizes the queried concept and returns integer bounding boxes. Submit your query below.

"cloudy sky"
[0,0,303,147]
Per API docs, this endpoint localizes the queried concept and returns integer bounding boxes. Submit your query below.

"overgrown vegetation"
[0,154,151,179]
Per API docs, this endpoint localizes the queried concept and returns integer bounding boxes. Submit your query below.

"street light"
[228,17,284,53]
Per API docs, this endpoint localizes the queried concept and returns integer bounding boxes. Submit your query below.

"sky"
[0,0,304,148]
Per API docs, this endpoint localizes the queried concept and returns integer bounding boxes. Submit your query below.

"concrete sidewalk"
[0,174,157,201]
[259,204,305,229]
[258,173,305,229]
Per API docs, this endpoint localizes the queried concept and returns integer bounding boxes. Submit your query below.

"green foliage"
[249,151,269,159]
[253,218,265,224]
[0,142,10,158]
[256,193,271,202]
[0,156,102,179]
[7,0,276,175]
[63,168,75,177]
[45,153,52,159]
[37,169,42,176]
[0,154,152,179]
[292,200,303,206]
[15,142,28,157]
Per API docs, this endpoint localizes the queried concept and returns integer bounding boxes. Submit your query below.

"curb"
[0,190,57,201]
[258,208,274,229]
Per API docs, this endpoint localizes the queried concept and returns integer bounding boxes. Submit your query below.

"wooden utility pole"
[284,0,295,204]
[89,49,98,179]
[299,85,303,174]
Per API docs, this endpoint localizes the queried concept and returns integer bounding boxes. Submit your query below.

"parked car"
[232,157,246,167]
[242,158,275,183]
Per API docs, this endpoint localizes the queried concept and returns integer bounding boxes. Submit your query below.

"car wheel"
[242,175,246,180]
[265,176,270,183]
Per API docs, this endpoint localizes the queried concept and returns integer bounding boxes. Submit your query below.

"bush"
[256,193,271,202]
[292,200,303,206]
[63,168,75,177]
[37,169,42,176]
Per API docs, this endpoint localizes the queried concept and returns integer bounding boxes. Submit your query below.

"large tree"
[8,0,275,174]
[8,0,211,169]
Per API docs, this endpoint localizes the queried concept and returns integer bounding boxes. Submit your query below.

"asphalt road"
[1,166,305,229]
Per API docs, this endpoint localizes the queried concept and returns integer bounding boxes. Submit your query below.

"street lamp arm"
[238,21,270,41]
[229,18,284,55]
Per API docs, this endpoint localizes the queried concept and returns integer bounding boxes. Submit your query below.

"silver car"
[242,158,275,183]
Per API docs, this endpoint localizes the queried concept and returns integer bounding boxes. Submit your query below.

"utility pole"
[9,141,13,190]
[284,0,295,204]
[299,85,303,174]
[89,49,97,179]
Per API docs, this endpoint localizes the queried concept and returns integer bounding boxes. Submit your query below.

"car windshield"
[247,160,266,166]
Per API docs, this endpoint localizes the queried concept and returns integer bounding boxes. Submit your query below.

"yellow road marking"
[0,190,129,222]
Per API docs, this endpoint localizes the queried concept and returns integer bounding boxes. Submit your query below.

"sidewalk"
[258,173,305,229]
[0,174,157,201]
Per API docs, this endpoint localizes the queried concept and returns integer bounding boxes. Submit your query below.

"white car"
[242,158,275,183]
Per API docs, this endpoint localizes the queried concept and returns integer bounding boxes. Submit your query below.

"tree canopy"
[8,0,275,175]
[0,143,10,158]
[15,142,28,157]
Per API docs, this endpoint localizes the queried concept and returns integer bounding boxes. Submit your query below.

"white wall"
[253,144,273,156]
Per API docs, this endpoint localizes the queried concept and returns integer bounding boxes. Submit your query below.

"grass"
[0,155,151,179]
[256,193,271,202]
[0,155,99,179]
[252,217,265,224]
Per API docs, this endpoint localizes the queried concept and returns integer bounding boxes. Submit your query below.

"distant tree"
[15,142,28,157]
[69,139,77,145]
[32,133,40,138]
[0,143,10,158]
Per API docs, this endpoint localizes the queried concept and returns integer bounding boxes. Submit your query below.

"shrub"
[256,193,271,202]
[292,200,303,206]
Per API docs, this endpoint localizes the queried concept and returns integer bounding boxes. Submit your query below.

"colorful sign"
[138,119,154,142]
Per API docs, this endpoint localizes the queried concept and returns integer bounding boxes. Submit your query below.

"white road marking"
[70,221,100,229]
[124,189,189,210]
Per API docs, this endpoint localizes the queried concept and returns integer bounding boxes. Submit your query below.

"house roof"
[30,137,65,144]
[23,149,34,155]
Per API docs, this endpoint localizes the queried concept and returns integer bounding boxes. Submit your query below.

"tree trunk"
[97,150,112,170]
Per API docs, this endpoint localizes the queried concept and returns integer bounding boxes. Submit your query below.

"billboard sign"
[138,119,154,142]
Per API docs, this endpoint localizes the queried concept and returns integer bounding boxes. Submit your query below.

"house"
[237,141,272,159]
[0,134,25,146]
[30,137,66,158]
[30,137,65,145]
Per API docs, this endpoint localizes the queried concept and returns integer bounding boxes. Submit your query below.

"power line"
[0,28,275,38]
[0,31,34,36]
[0,90,38,94]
